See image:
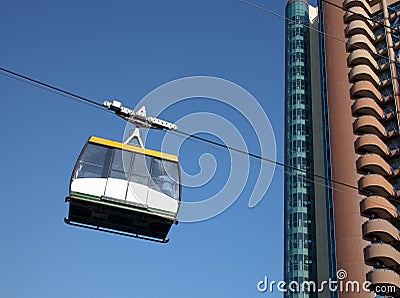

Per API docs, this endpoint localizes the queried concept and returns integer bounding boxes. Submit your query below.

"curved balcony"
[345,20,375,41]
[364,243,400,269]
[359,174,396,197]
[360,196,398,220]
[343,0,372,15]
[353,116,387,137]
[347,34,377,54]
[367,269,400,295]
[349,65,381,87]
[348,49,379,69]
[350,80,382,102]
[352,97,385,119]
[357,153,393,176]
[363,219,400,243]
[344,6,372,26]
[355,134,390,156]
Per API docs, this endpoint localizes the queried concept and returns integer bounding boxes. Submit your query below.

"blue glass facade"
[284,1,317,296]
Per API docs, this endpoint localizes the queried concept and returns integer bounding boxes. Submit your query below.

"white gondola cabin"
[65,136,181,242]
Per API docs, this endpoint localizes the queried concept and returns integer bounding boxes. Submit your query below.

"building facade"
[285,0,400,297]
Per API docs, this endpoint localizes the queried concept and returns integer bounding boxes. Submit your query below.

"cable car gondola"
[65,101,180,243]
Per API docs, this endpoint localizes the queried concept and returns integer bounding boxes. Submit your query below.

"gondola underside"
[65,196,175,243]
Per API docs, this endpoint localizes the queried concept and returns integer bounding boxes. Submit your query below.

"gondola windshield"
[73,141,180,201]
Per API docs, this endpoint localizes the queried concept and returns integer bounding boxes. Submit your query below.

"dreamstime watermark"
[257,269,396,294]
[122,76,276,222]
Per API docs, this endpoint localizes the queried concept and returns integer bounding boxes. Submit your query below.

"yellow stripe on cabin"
[89,136,179,162]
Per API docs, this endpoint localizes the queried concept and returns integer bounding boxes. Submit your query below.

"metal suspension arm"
[103,100,178,131]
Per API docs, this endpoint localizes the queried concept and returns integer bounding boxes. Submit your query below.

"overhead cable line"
[0,66,388,199]
[1,63,399,212]
[1,66,398,209]
[0,66,362,194]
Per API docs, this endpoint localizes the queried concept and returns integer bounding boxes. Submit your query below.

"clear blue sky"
[0,1,317,297]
